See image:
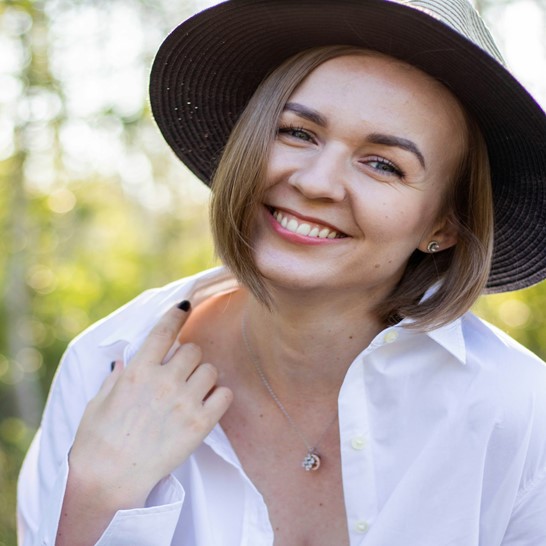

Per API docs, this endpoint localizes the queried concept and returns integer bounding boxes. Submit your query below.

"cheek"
[263,148,287,191]
[353,189,439,243]
[261,148,296,201]
[267,141,296,169]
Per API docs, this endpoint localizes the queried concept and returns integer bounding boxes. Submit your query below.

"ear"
[418,214,458,253]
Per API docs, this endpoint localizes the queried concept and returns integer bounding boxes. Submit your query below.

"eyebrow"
[367,133,426,169]
[284,102,328,127]
[283,102,426,169]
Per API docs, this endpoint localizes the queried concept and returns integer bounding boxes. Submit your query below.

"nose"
[288,145,348,202]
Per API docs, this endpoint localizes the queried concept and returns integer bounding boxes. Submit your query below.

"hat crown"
[395,0,505,65]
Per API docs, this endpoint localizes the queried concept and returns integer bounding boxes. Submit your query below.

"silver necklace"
[241,315,338,472]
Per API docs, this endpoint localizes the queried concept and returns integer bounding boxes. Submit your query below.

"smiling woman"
[258,52,464,288]
[17,1,546,546]
[212,46,490,328]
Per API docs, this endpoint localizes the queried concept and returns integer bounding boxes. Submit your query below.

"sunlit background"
[0,0,545,543]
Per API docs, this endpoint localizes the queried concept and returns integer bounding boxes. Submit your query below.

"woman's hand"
[56,301,233,546]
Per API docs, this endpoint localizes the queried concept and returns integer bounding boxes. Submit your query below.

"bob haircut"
[210,45,494,330]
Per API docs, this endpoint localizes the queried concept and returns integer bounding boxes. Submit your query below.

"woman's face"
[253,53,467,299]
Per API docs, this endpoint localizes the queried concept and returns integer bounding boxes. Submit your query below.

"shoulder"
[461,312,546,405]
[461,312,546,471]
[460,312,546,461]
[68,266,233,352]
[461,312,546,385]
[57,267,235,396]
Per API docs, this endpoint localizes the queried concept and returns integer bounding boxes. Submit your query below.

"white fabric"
[17,266,546,545]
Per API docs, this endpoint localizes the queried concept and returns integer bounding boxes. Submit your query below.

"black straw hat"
[149,0,546,293]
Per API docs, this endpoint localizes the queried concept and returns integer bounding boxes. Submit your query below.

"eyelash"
[277,124,314,142]
[365,157,405,178]
[277,124,405,178]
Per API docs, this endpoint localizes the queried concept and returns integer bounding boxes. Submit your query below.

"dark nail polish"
[177,300,191,312]
[110,361,116,372]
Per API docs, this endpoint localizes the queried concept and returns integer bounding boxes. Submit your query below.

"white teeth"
[296,223,311,236]
[287,219,299,232]
[318,228,330,239]
[271,208,342,239]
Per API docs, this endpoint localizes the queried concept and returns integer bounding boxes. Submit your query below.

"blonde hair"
[210,45,494,330]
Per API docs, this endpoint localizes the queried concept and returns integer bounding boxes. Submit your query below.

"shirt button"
[351,436,366,450]
[355,520,369,533]
[383,330,398,343]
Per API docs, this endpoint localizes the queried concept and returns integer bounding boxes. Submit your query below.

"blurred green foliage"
[0,0,216,542]
[0,0,545,545]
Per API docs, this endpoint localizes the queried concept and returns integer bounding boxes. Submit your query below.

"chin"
[255,254,337,294]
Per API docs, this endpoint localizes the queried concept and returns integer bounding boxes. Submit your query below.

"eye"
[365,157,404,178]
[277,125,314,143]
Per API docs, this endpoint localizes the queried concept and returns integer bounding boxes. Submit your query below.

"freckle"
[374,264,380,269]
[349,335,353,339]
[319,502,324,507]
[259,413,264,418]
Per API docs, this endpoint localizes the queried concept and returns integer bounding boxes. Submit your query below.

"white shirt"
[17,266,546,546]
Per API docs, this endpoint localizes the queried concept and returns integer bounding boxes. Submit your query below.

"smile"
[269,207,347,239]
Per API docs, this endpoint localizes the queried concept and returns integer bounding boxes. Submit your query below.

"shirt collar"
[425,319,467,365]
[98,266,238,348]
[407,281,467,365]
[98,266,467,365]
[392,284,467,365]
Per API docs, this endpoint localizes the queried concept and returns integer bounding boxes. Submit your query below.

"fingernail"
[110,361,116,372]
[177,300,191,312]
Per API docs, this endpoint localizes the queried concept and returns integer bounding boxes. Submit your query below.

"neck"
[242,285,385,402]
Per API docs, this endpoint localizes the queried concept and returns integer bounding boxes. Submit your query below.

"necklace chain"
[241,314,338,471]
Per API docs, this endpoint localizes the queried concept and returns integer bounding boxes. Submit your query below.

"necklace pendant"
[302,451,321,471]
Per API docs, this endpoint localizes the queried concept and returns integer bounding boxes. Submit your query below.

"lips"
[268,207,347,239]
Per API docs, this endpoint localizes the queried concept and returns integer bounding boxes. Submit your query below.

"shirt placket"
[339,334,395,544]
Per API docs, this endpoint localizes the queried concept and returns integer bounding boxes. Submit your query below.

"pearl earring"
[427,241,440,253]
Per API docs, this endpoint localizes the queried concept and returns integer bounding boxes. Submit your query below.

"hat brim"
[149,0,546,293]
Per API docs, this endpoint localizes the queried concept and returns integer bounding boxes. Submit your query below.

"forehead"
[285,51,467,167]
[290,52,466,129]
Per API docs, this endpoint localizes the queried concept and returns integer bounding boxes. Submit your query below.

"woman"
[18,1,546,545]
